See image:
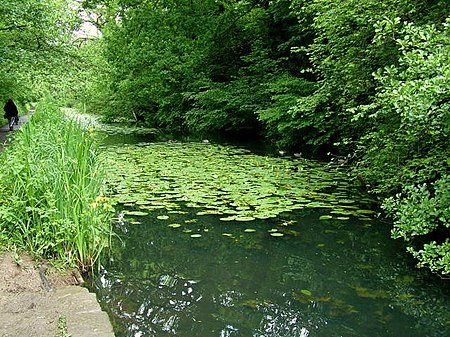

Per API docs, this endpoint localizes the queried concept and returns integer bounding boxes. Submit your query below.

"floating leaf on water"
[125,211,149,216]
[255,212,277,219]
[291,204,304,210]
[319,215,333,220]
[197,211,222,216]
[244,228,256,233]
[184,219,198,223]
[236,206,251,211]
[330,210,353,216]
[270,232,284,237]
[222,233,234,237]
[341,205,359,210]
[168,223,182,228]
[135,200,153,205]
[300,289,312,296]
[235,216,255,222]
[219,216,236,222]
[268,229,278,233]
[222,209,238,215]
[336,217,350,221]
[117,199,137,204]
[190,234,202,238]
[157,215,170,220]
[317,243,326,248]
[356,209,376,215]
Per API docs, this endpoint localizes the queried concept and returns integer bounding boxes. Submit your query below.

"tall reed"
[0,99,113,270]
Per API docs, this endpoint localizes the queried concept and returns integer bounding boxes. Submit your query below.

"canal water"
[87,131,450,337]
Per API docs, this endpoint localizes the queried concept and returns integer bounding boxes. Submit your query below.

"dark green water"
[89,137,450,337]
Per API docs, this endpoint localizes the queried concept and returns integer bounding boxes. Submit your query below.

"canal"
[87,129,450,337]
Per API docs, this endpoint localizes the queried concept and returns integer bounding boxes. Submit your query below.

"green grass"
[0,99,113,271]
[56,315,71,337]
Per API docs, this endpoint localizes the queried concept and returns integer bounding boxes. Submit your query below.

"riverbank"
[0,252,115,337]
[0,111,115,336]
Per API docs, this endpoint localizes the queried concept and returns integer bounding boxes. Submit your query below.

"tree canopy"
[0,0,81,105]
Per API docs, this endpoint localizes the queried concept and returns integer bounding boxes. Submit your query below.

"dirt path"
[0,111,115,337]
[0,112,30,151]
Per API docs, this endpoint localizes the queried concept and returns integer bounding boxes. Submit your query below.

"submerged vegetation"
[0,101,113,270]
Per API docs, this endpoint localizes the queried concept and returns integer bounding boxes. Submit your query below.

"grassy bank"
[0,100,113,270]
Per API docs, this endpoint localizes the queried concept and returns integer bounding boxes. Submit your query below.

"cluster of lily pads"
[101,142,376,235]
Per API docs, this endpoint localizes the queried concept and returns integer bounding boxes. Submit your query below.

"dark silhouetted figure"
[3,99,19,131]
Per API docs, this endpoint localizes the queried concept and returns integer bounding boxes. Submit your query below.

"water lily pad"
[235,216,255,222]
[168,223,182,228]
[157,215,170,220]
[190,234,202,238]
[301,289,312,296]
[356,209,376,215]
[319,215,333,220]
[244,229,256,233]
[270,232,284,237]
[125,211,149,216]
[135,200,153,205]
[219,216,236,222]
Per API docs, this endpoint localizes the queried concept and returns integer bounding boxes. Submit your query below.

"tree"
[0,0,81,104]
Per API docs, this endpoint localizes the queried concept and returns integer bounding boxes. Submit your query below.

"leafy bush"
[356,18,450,275]
[0,99,113,270]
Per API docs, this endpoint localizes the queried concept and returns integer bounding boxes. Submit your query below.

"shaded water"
[89,136,450,337]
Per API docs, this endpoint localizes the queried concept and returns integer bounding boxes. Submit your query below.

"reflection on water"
[89,208,450,337]
[88,141,450,337]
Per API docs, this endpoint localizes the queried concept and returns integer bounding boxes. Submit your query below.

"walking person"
[3,99,19,131]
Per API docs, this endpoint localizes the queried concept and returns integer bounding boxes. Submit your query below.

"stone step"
[55,286,115,337]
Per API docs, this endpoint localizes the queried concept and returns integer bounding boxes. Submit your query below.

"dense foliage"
[0,101,113,269]
[0,0,82,108]
[1,0,449,274]
[74,0,450,275]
